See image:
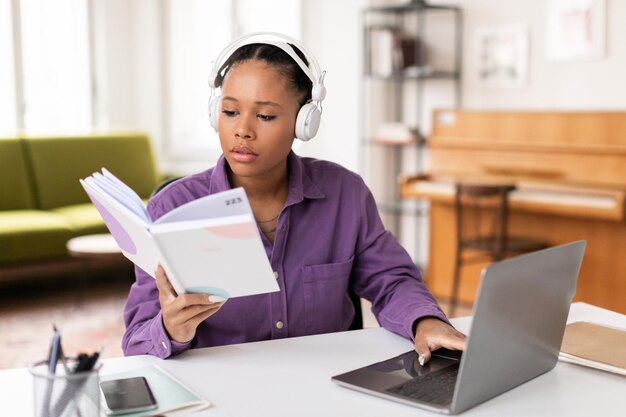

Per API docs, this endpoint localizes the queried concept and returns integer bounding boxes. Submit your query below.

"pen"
[40,327,61,417]
[48,326,61,373]
[87,341,107,370]
[52,341,107,417]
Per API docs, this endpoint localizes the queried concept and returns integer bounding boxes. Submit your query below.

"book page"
[101,168,150,219]
[155,187,251,224]
[80,179,161,278]
[87,174,148,222]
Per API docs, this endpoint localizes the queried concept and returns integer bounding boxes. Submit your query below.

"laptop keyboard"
[386,364,459,406]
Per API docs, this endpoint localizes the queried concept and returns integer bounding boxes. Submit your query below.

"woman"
[122,33,465,365]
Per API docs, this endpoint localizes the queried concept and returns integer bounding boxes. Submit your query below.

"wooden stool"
[449,183,548,316]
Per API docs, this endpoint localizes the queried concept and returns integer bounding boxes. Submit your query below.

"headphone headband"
[208,32,324,93]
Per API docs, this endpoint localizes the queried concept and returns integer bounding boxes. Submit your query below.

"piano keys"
[402,178,625,222]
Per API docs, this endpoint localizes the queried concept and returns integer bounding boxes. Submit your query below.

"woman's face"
[218,59,301,182]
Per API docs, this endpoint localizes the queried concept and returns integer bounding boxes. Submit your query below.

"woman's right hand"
[155,264,225,343]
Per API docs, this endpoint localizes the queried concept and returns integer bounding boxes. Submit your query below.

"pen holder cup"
[30,361,101,417]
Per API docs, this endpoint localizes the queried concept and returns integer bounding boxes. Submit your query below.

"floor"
[0,274,471,370]
[0,273,131,370]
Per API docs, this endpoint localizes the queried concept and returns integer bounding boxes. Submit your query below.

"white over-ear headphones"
[208,32,326,142]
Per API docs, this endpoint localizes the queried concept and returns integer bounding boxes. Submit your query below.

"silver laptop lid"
[451,240,586,414]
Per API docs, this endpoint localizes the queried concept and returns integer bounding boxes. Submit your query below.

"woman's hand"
[413,317,466,366]
[155,264,225,343]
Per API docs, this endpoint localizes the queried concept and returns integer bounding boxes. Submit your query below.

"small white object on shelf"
[372,123,418,145]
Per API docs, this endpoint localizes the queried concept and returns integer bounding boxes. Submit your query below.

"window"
[1,0,301,160]
[164,0,301,159]
[0,0,92,135]
[20,0,92,133]
[0,0,17,134]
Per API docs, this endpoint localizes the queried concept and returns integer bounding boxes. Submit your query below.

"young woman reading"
[122,33,465,366]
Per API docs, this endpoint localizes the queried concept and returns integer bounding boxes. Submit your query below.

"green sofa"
[0,133,159,283]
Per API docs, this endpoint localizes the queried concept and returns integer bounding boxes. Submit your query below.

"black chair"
[348,289,363,330]
[151,176,182,197]
[449,183,548,316]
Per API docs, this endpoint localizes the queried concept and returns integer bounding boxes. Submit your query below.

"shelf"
[363,135,426,147]
[363,139,419,147]
[377,200,428,216]
[365,70,460,81]
[365,3,461,14]
[360,1,462,265]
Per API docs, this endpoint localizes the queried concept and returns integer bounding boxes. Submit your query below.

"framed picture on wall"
[546,0,606,61]
[475,24,529,90]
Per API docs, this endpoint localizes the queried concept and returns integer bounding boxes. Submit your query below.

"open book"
[80,168,279,298]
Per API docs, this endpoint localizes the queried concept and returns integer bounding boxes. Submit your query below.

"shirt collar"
[209,151,325,204]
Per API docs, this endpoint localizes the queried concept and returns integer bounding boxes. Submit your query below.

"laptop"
[332,240,586,415]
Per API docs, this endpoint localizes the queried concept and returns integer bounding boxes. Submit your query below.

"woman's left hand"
[413,317,466,366]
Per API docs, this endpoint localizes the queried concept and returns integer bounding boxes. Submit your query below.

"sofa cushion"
[23,133,159,210]
[0,211,75,263]
[52,204,109,235]
[0,138,36,210]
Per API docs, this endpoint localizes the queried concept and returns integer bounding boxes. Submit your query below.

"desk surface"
[2,302,624,417]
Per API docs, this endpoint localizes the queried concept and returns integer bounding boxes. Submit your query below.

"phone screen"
[100,376,157,415]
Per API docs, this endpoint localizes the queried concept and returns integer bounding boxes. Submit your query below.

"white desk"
[2,302,624,416]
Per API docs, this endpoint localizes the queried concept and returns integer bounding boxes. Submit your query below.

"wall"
[296,0,368,173]
[451,0,626,110]
[303,0,626,173]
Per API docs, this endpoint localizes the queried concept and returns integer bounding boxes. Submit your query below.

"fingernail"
[418,354,425,366]
[208,295,227,303]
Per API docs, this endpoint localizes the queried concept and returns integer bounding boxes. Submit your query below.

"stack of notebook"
[559,321,626,376]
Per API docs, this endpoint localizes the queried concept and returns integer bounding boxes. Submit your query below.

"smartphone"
[100,376,158,415]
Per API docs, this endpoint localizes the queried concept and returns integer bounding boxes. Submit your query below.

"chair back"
[454,183,516,262]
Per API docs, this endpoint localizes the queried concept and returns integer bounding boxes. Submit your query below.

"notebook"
[99,365,210,416]
[559,321,626,376]
[332,241,586,415]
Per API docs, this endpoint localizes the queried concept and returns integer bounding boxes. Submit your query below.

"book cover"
[559,321,626,376]
[80,169,279,298]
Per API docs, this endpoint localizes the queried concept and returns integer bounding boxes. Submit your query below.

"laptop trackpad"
[332,349,462,393]
[371,349,461,380]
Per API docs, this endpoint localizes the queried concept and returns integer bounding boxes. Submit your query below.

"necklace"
[255,212,280,223]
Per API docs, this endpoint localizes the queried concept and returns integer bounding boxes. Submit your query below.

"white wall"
[297,0,368,173]
[92,0,166,173]
[451,0,626,110]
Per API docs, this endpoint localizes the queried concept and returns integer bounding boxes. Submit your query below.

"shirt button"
[161,341,167,350]
[276,321,284,329]
[273,271,279,280]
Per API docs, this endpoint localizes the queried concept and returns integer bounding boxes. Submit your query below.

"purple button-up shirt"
[122,152,448,358]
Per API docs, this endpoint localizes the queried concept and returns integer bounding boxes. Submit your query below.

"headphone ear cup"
[295,103,321,141]
[208,95,220,131]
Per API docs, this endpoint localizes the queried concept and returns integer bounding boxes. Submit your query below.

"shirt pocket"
[302,256,355,335]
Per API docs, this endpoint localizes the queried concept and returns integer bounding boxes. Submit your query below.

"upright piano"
[400,110,626,314]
